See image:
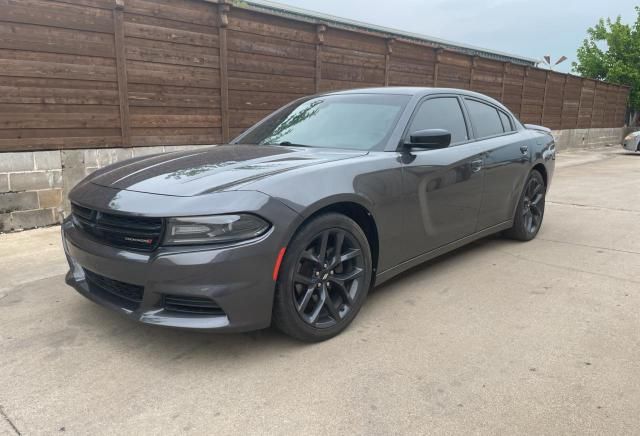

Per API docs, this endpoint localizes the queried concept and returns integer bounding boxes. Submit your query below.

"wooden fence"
[0,0,630,152]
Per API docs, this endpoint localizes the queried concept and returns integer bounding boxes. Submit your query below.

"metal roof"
[239,0,539,66]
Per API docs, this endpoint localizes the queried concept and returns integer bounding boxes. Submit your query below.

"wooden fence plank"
[0,0,114,32]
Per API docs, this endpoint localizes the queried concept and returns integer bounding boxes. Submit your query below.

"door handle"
[520,145,529,155]
[471,159,483,173]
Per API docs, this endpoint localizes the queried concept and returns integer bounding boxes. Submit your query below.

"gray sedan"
[63,87,556,341]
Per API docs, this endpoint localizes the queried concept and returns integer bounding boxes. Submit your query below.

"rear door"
[399,95,485,259]
[462,98,530,230]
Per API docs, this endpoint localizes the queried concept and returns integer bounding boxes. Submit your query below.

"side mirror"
[406,129,451,149]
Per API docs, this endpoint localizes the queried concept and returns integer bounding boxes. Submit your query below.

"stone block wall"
[0,151,63,232]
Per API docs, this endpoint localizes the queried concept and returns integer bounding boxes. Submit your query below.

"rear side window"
[499,110,514,132]
[465,99,504,139]
[407,97,469,145]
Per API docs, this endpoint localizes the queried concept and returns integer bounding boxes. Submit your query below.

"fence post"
[624,87,631,126]
[113,0,130,146]
[541,71,550,126]
[618,87,627,127]
[576,78,585,129]
[559,75,568,129]
[470,56,479,91]
[589,80,598,128]
[601,83,608,128]
[315,24,326,93]
[616,86,630,127]
[218,2,230,142]
[612,86,619,127]
[519,67,529,120]
[384,38,394,87]
[433,48,443,87]
[500,62,508,103]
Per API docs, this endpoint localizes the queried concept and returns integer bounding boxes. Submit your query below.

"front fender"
[297,193,375,220]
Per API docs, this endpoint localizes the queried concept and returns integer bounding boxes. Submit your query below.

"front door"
[399,96,484,260]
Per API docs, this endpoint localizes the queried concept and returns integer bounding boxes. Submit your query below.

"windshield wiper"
[278,141,312,148]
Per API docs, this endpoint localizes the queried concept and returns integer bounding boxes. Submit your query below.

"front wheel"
[273,213,372,342]
[505,170,546,241]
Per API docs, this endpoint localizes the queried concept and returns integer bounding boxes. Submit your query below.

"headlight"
[164,214,270,246]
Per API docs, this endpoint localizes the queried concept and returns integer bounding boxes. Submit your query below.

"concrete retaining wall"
[0,126,628,233]
[551,127,625,151]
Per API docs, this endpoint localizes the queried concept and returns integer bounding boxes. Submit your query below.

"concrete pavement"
[1,147,639,435]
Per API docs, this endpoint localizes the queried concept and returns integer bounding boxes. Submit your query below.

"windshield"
[237,94,410,151]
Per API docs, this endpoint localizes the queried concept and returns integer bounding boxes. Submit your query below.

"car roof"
[323,87,508,110]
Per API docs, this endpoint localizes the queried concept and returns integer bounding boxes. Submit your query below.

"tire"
[273,213,372,342]
[505,170,546,241]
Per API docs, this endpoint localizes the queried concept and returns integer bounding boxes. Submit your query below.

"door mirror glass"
[407,129,451,149]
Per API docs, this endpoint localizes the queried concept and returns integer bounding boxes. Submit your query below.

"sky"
[272,0,638,73]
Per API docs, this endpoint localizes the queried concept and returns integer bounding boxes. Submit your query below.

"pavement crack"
[0,405,21,435]
[537,238,640,256]
[547,201,640,215]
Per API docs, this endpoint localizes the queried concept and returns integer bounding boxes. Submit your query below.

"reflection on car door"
[462,98,530,230]
[400,96,484,261]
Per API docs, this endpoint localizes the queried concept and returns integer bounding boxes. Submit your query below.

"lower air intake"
[84,269,144,311]
[163,295,225,316]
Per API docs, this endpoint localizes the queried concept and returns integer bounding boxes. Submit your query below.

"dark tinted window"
[499,110,514,132]
[465,99,504,138]
[407,97,468,144]
[238,94,410,151]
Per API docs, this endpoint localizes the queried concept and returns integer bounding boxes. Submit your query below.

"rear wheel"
[505,170,546,241]
[273,213,372,342]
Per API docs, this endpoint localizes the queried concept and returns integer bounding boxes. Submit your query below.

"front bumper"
[62,188,301,333]
[63,218,282,332]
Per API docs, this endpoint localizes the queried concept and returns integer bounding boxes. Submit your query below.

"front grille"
[72,203,163,252]
[163,295,225,316]
[84,269,144,311]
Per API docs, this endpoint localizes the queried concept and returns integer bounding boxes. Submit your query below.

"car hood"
[89,144,367,197]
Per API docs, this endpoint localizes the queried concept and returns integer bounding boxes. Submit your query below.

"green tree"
[573,7,640,111]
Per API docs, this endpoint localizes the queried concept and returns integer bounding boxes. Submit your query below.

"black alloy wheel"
[522,176,545,234]
[273,213,372,342]
[505,170,546,241]
[293,229,365,328]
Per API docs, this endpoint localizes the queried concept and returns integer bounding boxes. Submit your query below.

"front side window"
[238,94,410,151]
[465,99,505,139]
[406,97,469,145]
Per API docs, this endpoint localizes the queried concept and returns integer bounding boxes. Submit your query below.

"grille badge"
[124,237,154,244]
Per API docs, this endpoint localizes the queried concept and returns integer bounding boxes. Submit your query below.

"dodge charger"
[62,87,556,341]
